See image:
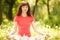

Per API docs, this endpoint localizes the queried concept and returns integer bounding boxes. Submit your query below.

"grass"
[0,21,60,40]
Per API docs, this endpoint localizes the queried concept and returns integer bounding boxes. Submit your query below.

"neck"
[21,12,27,17]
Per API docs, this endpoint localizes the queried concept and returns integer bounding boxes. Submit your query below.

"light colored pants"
[9,35,45,40]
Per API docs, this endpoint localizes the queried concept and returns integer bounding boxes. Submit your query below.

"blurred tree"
[33,0,39,16]
[47,0,51,19]
[52,0,60,27]
[0,0,3,25]
[5,0,16,20]
[44,0,60,27]
[42,0,51,19]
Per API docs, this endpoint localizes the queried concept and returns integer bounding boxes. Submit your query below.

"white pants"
[9,35,45,40]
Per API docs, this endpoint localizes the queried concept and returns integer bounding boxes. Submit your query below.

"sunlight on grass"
[0,21,60,40]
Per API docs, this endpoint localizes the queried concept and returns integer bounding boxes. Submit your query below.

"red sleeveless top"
[14,15,34,37]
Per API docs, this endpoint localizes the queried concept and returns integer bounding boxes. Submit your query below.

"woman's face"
[21,5,28,13]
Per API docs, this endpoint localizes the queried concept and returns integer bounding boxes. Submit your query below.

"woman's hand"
[45,34,51,38]
[6,34,11,39]
[6,34,14,39]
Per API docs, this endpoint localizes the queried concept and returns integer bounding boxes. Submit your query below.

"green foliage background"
[0,0,60,40]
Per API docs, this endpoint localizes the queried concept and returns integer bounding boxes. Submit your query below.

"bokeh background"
[0,0,60,40]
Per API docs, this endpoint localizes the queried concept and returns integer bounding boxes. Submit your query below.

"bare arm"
[31,21,44,35]
[32,21,51,38]
[9,22,17,35]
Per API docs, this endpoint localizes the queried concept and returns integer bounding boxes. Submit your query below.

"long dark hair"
[16,1,31,16]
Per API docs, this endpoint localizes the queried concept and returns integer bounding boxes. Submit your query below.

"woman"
[8,1,49,38]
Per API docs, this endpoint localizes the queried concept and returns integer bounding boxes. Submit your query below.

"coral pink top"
[14,15,34,37]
